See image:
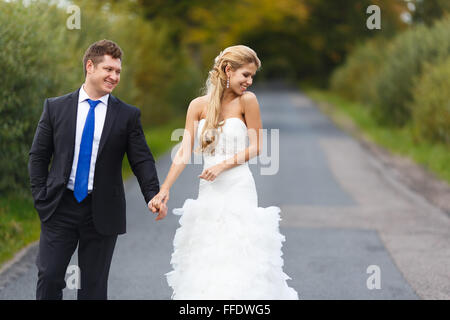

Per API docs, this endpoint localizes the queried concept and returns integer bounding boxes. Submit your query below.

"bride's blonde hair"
[198,45,261,154]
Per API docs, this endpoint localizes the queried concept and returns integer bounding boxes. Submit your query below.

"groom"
[28,39,167,300]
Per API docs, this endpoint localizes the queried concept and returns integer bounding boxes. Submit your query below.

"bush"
[0,1,68,193]
[409,57,450,145]
[330,37,390,105]
[373,16,450,126]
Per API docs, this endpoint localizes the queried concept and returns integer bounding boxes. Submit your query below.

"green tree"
[411,0,450,25]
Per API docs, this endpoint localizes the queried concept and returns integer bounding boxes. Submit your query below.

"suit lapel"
[97,94,119,159]
[68,89,80,161]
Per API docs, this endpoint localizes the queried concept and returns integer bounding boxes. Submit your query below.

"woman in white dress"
[149,45,299,300]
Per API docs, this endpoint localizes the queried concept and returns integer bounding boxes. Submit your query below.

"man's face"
[86,54,121,95]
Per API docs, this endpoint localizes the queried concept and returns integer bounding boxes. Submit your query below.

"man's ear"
[86,59,94,74]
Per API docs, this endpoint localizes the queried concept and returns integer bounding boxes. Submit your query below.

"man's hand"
[148,199,168,221]
[148,189,169,221]
[156,201,168,221]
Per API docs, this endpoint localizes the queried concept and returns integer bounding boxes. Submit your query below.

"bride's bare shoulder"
[187,95,208,119]
[191,95,209,106]
[241,90,258,102]
[240,91,259,112]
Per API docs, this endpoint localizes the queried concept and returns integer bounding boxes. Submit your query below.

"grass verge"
[304,87,450,185]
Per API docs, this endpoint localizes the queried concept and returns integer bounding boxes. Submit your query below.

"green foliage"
[331,15,450,129]
[409,57,450,145]
[373,16,450,126]
[330,37,390,104]
[412,0,450,26]
[0,1,68,192]
[329,13,450,156]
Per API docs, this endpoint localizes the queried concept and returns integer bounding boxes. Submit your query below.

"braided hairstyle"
[198,45,261,155]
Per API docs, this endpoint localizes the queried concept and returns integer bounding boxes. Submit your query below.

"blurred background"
[0,0,449,271]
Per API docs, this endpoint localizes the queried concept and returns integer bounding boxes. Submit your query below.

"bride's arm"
[162,98,202,189]
[149,98,201,218]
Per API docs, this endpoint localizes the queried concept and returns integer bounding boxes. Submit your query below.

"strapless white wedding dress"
[165,117,299,300]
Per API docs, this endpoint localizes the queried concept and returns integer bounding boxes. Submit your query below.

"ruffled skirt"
[165,162,299,300]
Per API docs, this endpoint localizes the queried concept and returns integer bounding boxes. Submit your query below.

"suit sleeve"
[126,108,160,204]
[28,98,54,201]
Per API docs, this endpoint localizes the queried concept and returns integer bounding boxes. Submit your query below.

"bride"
[149,45,299,300]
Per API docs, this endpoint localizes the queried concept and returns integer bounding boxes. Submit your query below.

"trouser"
[36,188,117,300]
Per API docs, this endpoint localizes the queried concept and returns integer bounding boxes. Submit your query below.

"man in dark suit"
[28,39,167,300]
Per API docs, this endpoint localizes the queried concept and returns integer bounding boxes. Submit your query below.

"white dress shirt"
[67,85,109,193]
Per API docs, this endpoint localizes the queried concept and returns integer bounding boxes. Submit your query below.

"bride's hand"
[198,163,225,181]
[148,188,170,220]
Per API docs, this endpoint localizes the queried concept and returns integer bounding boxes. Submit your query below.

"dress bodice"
[197,118,248,163]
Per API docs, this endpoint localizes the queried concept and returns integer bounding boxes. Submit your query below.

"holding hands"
[148,188,169,221]
[148,163,226,221]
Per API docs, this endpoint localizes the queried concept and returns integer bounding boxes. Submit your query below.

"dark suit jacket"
[28,88,160,235]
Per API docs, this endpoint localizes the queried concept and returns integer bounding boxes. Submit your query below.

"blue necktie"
[74,99,101,202]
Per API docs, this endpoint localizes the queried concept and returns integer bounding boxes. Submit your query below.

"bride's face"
[226,63,257,95]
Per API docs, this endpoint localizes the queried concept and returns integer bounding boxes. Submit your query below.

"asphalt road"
[2,84,449,299]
